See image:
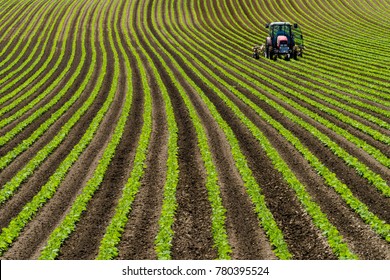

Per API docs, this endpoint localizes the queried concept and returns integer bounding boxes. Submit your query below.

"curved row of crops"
[0,0,389,260]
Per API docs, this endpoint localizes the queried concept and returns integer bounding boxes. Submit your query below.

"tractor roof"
[269,22,292,26]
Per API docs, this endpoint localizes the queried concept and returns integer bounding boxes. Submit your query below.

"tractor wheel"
[269,47,275,60]
[293,51,298,60]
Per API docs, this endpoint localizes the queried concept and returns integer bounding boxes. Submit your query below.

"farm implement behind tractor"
[253,22,304,61]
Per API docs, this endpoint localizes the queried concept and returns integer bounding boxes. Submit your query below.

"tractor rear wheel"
[269,46,275,60]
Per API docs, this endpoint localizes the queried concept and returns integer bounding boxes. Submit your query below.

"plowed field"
[0,0,389,260]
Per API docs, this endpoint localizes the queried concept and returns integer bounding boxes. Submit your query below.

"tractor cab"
[267,22,294,48]
[263,22,304,60]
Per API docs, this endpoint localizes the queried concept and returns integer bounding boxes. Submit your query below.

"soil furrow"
[116,73,166,259]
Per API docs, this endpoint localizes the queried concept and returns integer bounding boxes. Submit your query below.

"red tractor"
[253,22,304,61]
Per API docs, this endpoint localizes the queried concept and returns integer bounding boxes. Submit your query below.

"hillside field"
[0,0,389,260]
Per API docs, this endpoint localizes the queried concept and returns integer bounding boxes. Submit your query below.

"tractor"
[252,22,304,61]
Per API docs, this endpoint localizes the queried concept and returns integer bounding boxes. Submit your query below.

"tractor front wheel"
[271,49,277,60]
[269,47,276,60]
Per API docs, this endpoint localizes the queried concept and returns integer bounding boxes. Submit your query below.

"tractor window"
[271,24,291,37]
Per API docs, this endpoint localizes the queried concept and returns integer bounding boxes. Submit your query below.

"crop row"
[258,0,389,120]
[213,0,390,226]
[0,1,87,131]
[268,0,390,76]
[0,2,89,157]
[278,0,390,61]
[241,0,390,103]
